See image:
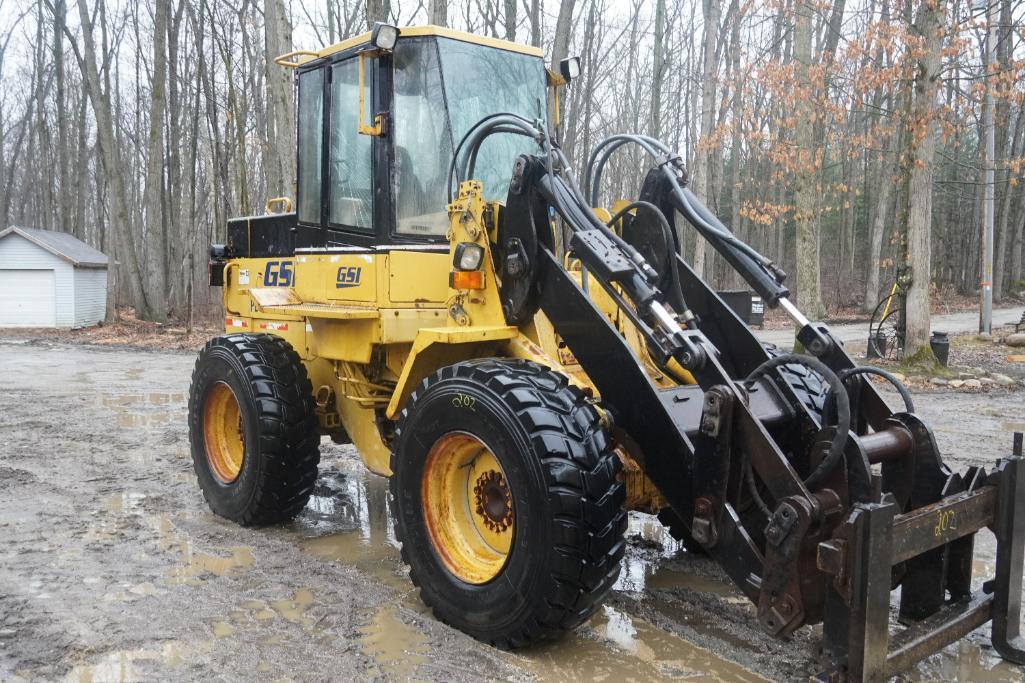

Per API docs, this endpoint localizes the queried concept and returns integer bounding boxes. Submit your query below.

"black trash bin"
[930,331,950,367]
[718,290,754,324]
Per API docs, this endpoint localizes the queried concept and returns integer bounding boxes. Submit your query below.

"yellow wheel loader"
[190,23,1025,679]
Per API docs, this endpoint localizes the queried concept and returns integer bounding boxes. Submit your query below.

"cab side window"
[297,68,324,224]
[328,59,374,231]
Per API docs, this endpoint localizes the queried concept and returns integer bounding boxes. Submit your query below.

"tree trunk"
[529,0,541,47]
[366,0,390,28]
[143,0,169,322]
[649,0,666,139]
[503,0,515,40]
[993,107,1023,300]
[903,0,944,361]
[265,0,295,199]
[692,0,720,277]
[792,0,826,318]
[551,0,576,67]
[429,0,447,26]
[864,160,894,312]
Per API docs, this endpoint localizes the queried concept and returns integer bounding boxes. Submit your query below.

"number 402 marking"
[934,509,957,537]
[452,393,476,411]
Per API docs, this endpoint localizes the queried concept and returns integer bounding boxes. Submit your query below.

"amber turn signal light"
[449,270,484,290]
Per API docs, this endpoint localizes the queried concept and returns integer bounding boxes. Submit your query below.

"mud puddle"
[359,605,431,679]
[298,467,409,593]
[101,393,186,428]
[62,641,193,683]
[511,604,767,682]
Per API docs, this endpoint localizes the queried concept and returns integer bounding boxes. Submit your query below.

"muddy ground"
[0,339,1023,682]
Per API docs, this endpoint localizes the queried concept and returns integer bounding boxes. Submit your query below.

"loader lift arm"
[456,118,1025,680]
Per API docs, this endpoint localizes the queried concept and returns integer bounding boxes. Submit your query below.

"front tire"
[188,334,320,526]
[390,359,626,648]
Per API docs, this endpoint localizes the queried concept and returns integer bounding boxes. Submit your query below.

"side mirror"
[559,57,581,83]
[357,25,400,137]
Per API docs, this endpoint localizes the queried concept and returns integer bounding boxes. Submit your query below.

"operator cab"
[294,25,547,249]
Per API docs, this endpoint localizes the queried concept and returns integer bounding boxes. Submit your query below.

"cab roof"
[291,25,544,67]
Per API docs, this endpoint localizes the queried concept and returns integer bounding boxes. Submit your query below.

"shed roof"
[0,226,109,268]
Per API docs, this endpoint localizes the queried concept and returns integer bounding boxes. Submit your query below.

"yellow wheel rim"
[421,432,514,584]
[203,382,245,484]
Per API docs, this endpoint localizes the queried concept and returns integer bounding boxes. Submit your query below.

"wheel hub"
[474,470,513,532]
[202,381,245,484]
[421,432,514,584]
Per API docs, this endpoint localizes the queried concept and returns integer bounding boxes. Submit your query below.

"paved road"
[756,305,1023,348]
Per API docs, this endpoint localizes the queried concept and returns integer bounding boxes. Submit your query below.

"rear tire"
[188,334,320,526]
[390,359,626,648]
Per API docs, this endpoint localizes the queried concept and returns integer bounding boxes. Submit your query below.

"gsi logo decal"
[264,260,294,287]
[336,266,362,289]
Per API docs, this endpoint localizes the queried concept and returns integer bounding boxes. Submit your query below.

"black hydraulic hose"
[455,117,540,194]
[549,148,660,284]
[460,119,537,181]
[585,134,670,205]
[606,201,674,243]
[586,134,770,267]
[447,112,538,202]
[746,354,852,491]
[838,366,915,413]
[466,125,533,181]
[606,200,689,313]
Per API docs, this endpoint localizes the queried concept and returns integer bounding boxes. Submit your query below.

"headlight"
[371,22,399,51]
[454,243,484,271]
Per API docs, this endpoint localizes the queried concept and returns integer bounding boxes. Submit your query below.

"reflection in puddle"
[615,514,734,598]
[359,605,429,680]
[149,516,254,584]
[103,492,147,514]
[101,393,185,429]
[299,468,408,591]
[516,605,767,682]
[63,642,186,683]
[910,638,1025,682]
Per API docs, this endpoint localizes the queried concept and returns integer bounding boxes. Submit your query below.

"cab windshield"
[392,37,546,237]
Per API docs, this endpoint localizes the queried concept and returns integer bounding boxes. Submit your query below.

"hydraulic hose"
[447,112,539,202]
[605,200,687,306]
[838,366,915,413]
[586,135,770,266]
[746,354,852,491]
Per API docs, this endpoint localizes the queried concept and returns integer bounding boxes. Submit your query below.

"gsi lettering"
[264,261,294,287]
[336,266,362,289]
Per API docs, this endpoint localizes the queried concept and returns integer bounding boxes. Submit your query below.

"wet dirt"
[0,339,1023,681]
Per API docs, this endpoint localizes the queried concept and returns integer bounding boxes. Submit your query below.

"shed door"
[0,269,57,327]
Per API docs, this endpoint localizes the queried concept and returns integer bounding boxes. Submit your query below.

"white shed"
[0,226,109,328]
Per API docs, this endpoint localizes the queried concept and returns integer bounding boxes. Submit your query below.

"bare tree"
[265,0,295,198]
[429,0,447,25]
[792,0,826,318]
[903,0,944,360]
[691,0,721,276]
[144,0,169,321]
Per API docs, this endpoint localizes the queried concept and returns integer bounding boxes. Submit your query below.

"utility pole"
[978,0,996,333]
